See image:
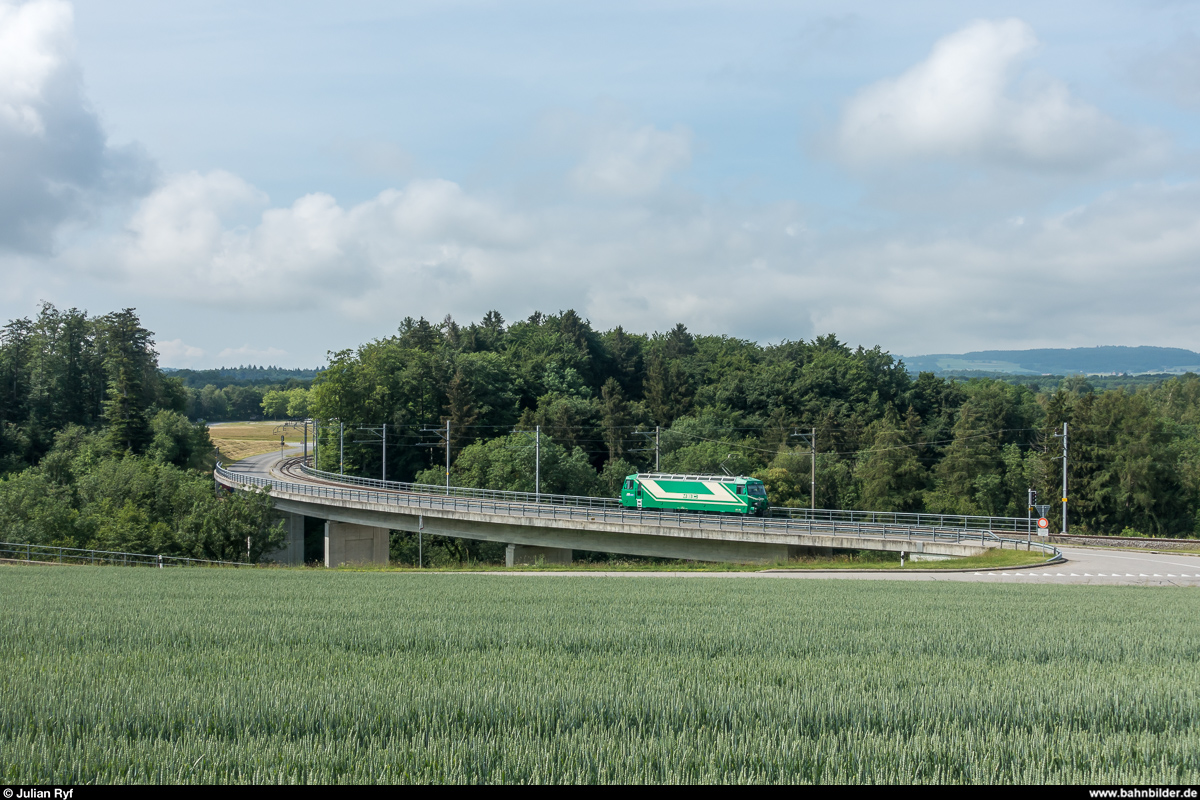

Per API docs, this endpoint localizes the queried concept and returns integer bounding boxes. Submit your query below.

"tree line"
[171,366,315,422]
[0,304,284,559]
[310,311,1200,537]
[3,303,1198,559]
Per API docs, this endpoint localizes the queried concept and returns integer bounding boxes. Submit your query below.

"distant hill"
[164,365,321,389]
[901,346,1200,376]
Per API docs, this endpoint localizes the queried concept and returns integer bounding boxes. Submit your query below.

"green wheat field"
[3,566,1199,784]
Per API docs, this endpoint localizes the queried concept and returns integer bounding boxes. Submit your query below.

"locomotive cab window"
[736,486,744,494]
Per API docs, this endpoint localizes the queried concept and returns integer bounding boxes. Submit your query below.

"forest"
[0,305,284,560]
[310,311,1200,538]
[171,366,317,421]
[2,303,1199,564]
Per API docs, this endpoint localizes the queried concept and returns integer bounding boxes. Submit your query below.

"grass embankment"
[209,421,301,462]
[769,546,1054,571]
[325,546,1053,573]
[5,567,1198,783]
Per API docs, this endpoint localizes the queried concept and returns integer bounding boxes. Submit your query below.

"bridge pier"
[263,511,306,566]
[506,544,572,567]
[325,521,389,567]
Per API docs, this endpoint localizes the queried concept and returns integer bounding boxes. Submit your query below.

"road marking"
[1064,548,1200,570]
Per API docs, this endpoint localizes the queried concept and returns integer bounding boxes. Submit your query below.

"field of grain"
[2,567,1198,784]
[209,421,301,462]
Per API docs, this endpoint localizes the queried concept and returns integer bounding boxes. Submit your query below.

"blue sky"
[2,0,1200,367]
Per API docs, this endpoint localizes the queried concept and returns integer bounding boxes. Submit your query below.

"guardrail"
[297,462,620,508]
[296,461,1031,533]
[768,506,1031,533]
[0,541,248,568]
[217,463,1061,559]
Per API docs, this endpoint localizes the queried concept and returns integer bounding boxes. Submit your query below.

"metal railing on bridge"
[0,541,247,568]
[216,463,1061,560]
[292,460,1032,533]
[768,506,1032,533]
[296,461,619,509]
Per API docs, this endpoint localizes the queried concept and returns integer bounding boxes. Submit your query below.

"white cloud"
[837,19,1141,172]
[0,0,67,137]
[156,338,205,367]
[569,121,691,196]
[0,0,152,253]
[803,181,1200,352]
[69,153,1200,355]
[10,6,1198,359]
[89,173,529,309]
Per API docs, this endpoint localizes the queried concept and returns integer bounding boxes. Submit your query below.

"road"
[471,549,1200,585]
[223,451,1200,585]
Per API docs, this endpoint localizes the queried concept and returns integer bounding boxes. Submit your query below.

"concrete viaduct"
[214,452,1056,567]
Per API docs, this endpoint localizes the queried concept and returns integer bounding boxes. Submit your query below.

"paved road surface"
[223,452,1200,586]
[472,551,1200,585]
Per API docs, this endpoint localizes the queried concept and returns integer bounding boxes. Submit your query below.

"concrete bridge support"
[265,512,306,566]
[506,544,572,567]
[325,521,389,567]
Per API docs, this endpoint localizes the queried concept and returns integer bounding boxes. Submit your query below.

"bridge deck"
[217,452,1060,565]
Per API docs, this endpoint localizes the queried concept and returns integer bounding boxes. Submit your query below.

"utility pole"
[352,424,388,481]
[419,422,452,492]
[1027,488,1035,539]
[810,427,815,510]
[1053,422,1068,534]
[1060,422,1068,535]
[339,421,344,475]
[511,426,541,501]
[1027,488,1036,544]
[633,426,661,472]
[791,428,817,509]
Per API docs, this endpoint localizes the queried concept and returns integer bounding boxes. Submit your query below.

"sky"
[2,1,1200,368]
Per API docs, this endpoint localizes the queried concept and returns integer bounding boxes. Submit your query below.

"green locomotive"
[619,472,770,516]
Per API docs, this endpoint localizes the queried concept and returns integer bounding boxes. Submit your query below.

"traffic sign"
[1037,517,1049,530]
